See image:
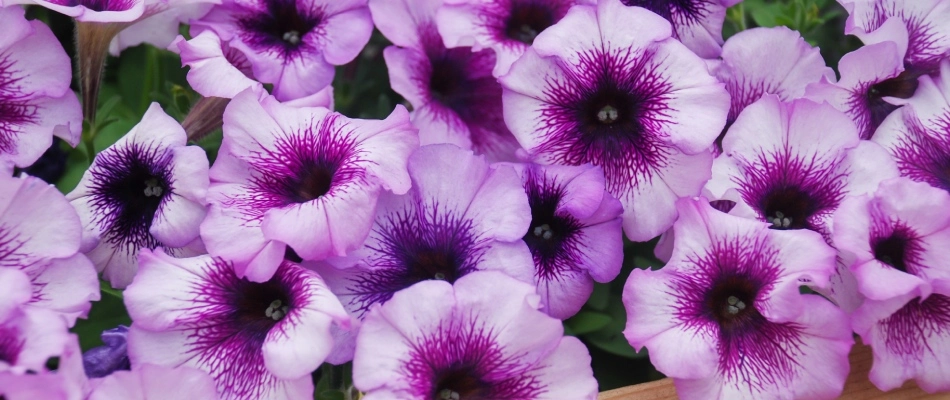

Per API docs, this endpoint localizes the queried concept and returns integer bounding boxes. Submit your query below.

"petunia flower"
[620,0,741,59]
[191,0,373,101]
[500,0,729,241]
[623,197,853,399]
[838,0,950,76]
[436,0,589,76]
[805,41,913,140]
[201,89,417,281]
[125,249,349,400]
[873,60,950,193]
[510,162,623,319]
[711,26,833,149]
[371,0,523,161]
[707,96,899,240]
[88,364,219,399]
[353,271,598,399]
[0,268,69,374]
[67,103,209,289]
[836,178,950,392]
[0,6,82,173]
[108,0,217,56]
[0,174,99,325]
[310,144,534,362]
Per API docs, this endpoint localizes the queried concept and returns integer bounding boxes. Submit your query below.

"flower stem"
[75,21,128,125]
[182,96,231,142]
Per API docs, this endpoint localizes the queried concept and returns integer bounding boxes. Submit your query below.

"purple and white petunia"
[623,197,853,399]
[0,268,69,374]
[0,173,99,325]
[0,6,82,173]
[202,89,417,281]
[805,41,914,140]
[88,364,219,400]
[874,60,950,193]
[510,162,623,319]
[311,144,534,361]
[108,0,217,56]
[436,0,588,76]
[500,0,729,241]
[839,0,950,76]
[4,0,144,22]
[836,178,950,392]
[707,96,899,240]
[711,26,833,148]
[620,0,740,59]
[68,103,209,289]
[0,333,89,400]
[125,249,349,400]
[353,271,598,399]
[191,0,372,101]
[371,0,522,161]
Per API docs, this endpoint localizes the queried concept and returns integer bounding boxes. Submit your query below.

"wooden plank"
[598,341,943,399]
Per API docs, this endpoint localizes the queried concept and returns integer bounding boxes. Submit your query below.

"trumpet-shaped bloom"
[108,0,216,56]
[805,41,914,140]
[874,61,950,193]
[191,0,372,101]
[511,163,623,319]
[68,103,209,289]
[88,364,219,400]
[708,96,899,240]
[0,6,82,173]
[125,250,349,400]
[0,174,99,325]
[371,0,522,161]
[839,0,950,75]
[500,0,729,240]
[315,144,533,314]
[836,178,950,392]
[202,89,417,281]
[311,144,533,362]
[712,26,833,148]
[353,271,598,399]
[624,197,852,399]
[621,0,739,59]
[436,0,587,76]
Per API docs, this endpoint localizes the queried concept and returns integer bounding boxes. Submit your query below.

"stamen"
[265,299,289,321]
[533,224,554,240]
[766,211,792,228]
[726,295,746,315]
[282,30,301,45]
[597,105,619,123]
[143,178,163,197]
[434,272,446,280]
[439,389,460,400]
[517,24,539,42]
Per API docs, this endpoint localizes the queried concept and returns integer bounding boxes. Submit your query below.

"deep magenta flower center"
[432,365,490,400]
[504,2,556,45]
[228,278,293,336]
[704,275,759,331]
[238,0,324,54]
[759,186,816,231]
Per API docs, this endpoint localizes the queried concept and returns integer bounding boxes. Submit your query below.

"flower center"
[409,249,460,283]
[282,30,301,45]
[759,186,815,230]
[504,2,556,45]
[532,223,554,240]
[597,105,619,124]
[264,299,289,321]
[578,86,647,143]
[431,366,489,400]
[872,230,914,273]
[286,164,335,204]
[868,70,919,100]
[143,178,163,197]
[705,275,758,330]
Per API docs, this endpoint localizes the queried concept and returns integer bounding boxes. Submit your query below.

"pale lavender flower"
[353,271,598,399]
[624,197,852,399]
[0,174,99,325]
[191,0,372,101]
[125,249,349,400]
[620,0,742,59]
[68,103,209,289]
[202,89,417,281]
[836,178,950,392]
[500,0,729,241]
[371,0,522,161]
[88,364,219,400]
[0,6,82,173]
[0,334,88,400]
[874,60,950,193]
[0,268,69,374]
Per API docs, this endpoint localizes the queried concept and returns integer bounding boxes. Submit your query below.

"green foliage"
[71,281,132,351]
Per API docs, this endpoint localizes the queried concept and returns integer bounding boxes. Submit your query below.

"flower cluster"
[3,0,950,399]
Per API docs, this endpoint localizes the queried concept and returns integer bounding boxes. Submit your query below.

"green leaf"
[55,147,89,194]
[565,311,612,336]
[100,279,123,299]
[585,282,610,311]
